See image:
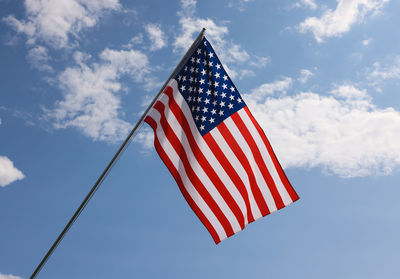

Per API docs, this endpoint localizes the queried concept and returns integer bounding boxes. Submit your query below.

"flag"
[144,37,299,244]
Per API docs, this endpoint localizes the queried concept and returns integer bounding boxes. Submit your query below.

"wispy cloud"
[293,0,318,10]
[145,24,167,51]
[298,69,314,83]
[250,76,293,100]
[299,0,389,42]
[3,0,121,49]
[26,45,53,72]
[0,156,25,187]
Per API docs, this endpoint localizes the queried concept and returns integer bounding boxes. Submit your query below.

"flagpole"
[29,28,206,279]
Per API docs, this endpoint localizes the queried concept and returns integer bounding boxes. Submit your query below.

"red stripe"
[231,113,285,210]
[217,121,270,216]
[203,132,255,224]
[244,107,299,202]
[144,116,221,243]
[163,87,245,229]
[153,101,235,237]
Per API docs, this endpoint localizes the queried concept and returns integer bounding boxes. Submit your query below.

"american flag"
[144,37,299,243]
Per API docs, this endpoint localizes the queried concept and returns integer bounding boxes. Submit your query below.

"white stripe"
[210,127,263,220]
[238,109,293,205]
[224,114,278,213]
[152,93,242,233]
[148,114,227,241]
[168,80,249,227]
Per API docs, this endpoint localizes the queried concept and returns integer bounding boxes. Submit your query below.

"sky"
[1,0,400,278]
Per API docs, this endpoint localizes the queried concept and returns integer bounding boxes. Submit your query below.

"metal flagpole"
[29,28,206,279]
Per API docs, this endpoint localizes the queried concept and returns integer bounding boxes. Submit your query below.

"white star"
[201,69,206,75]
[209,117,215,124]
[197,96,201,102]
[204,98,210,104]
[202,107,208,113]
[184,66,188,72]
[229,94,234,100]
[221,92,226,98]
[189,87,193,92]
[219,110,224,116]
[196,58,200,64]
[203,41,207,46]
[208,80,212,86]
[237,98,242,103]
[189,77,193,83]
[195,115,199,121]
[190,67,194,73]
[196,106,200,112]
[211,109,217,115]
[198,88,203,94]
[206,89,211,95]
[191,106,195,111]
[223,75,228,81]
[188,96,192,102]
[199,78,205,85]
[230,86,235,92]
[212,100,217,106]
[220,101,225,107]
[203,60,207,66]
[214,81,219,87]
[213,91,218,97]
[197,48,202,55]
[191,57,195,63]
[180,85,185,91]
[182,76,186,81]
[200,125,205,131]
[208,71,212,77]
[208,52,214,58]
[208,61,213,67]
[214,72,220,79]
[216,64,221,69]
[222,83,227,90]
[178,75,182,81]
[228,103,234,109]
[201,116,207,122]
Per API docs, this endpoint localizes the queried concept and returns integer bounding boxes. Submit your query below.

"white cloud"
[249,56,270,68]
[299,0,389,42]
[369,57,400,80]
[49,47,154,142]
[3,0,121,48]
[244,83,400,177]
[0,156,25,187]
[0,273,23,279]
[294,0,318,10]
[362,38,372,45]
[331,84,369,99]
[174,1,250,65]
[298,69,314,83]
[26,45,53,72]
[145,24,167,51]
[250,76,293,100]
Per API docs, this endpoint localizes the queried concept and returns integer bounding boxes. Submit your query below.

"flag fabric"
[144,37,299,244]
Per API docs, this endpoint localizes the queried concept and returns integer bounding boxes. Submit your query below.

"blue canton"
[174,37,246,136]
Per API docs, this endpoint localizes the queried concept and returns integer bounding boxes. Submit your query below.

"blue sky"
[1,0,400,278]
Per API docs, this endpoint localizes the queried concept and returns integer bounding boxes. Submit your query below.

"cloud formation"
[145,24,167,51]
[3,0,121,48]
[49,47,154,142]
[0,273,23,279]
[0,156,25,187]
[244,82,400,177]
[299,0,389,42]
